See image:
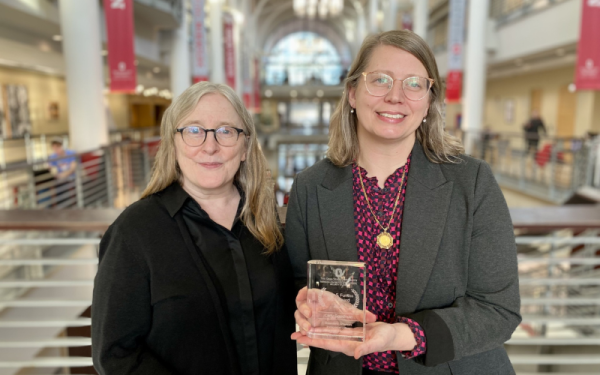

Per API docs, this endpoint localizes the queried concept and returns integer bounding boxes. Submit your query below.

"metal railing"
[458,130,600,203]
[0,138,159,211]
[490,0,570,26]
[0,207,596,373]
[0,128,161,168]
[0,231,101,375]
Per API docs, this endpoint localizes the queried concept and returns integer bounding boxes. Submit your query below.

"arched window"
[265,32,343,86]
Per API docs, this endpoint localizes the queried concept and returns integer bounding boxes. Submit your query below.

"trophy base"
[307,327,365,342]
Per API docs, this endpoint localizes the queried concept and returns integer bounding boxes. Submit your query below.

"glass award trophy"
[307,260,366,342]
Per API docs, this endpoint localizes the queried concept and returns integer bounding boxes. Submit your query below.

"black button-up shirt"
[165,183,276,375]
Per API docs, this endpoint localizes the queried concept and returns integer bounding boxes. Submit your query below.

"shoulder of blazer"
[295,158,351,190]
[436,153,487,186]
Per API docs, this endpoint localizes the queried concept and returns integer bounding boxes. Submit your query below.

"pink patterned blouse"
[352,158,427,374]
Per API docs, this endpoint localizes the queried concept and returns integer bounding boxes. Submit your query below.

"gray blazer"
[285,142,521,375]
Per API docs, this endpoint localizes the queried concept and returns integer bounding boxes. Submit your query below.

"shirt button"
[388,302,394,308]
[378,211,384,216]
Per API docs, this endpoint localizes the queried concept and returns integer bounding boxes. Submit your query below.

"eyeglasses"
[175,126,245,147]
[362,72,434,101]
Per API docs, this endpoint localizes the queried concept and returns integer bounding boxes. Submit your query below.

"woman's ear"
[348,86,357,109]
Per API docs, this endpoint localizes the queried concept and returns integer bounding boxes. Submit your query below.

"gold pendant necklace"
[358,166,406,249]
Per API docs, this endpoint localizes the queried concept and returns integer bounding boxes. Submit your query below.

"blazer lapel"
[317,163,358,262]
[396,142,454,315]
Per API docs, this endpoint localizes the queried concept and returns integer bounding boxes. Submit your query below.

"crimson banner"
[446,70,462,102]
[445,0,465,103]
[191,0,209,83]
[104,0,137,92]
[575,0,600,90]
[223,13,236,89]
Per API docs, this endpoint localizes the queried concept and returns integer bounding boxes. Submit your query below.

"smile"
[377,113,405,119]
[199,162,222,169]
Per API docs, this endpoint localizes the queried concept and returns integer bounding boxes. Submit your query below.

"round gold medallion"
[376,231,393,249]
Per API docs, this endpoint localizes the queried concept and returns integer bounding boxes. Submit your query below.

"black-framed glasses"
[175,126,245,147]
[362,72,434,101]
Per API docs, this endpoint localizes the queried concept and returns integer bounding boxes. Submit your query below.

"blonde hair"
[327,30,464,166]
[141,82,283,254]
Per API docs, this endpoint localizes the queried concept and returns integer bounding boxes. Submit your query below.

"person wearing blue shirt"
[48,138,76,181]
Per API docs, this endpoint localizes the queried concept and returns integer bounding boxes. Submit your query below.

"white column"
[383,0,398,31]
[463,0,489,154]
[171,0,191,99]
[369,0,379,34]
[412,0,428,40]
[210,0,225,83]
[357,13,366,49]
[58,0,107,152]
[351,0,366,51]
[233,11,243,97]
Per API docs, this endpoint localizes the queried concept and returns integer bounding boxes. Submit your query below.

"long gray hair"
[141,82,283,254]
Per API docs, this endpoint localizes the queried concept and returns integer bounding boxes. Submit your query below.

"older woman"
[286,31,521,375]
[92,82,297,375]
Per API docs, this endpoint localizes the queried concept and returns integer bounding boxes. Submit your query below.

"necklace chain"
[358,166,406,234]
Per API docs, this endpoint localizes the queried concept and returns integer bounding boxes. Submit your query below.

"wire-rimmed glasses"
[362,72,434,101]
[175,125,245,147]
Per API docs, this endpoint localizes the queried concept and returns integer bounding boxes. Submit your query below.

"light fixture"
[143,87,159,97]
[159,89,172,99]
[294,0,343,19]
[52,35,62,42]
[568,83,576,93]
[290,90,298,98]
[316,89,324,97]
[265,89,273,98]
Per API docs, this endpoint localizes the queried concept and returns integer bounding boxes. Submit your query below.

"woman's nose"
[385,81,406,103]
[201,133,220,153]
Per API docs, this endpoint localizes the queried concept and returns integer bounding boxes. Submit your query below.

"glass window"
[265,32,343,86]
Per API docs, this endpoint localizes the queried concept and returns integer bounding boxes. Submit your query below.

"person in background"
[92,82,297,375]
[286,30,521,375]
[47,138,77,207]
[523,110,546,154]
[48,138,76,181]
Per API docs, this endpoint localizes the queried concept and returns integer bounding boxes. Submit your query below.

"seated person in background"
[48,138,76,181]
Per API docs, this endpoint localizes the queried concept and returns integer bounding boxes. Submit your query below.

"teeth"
[379,113,404,119]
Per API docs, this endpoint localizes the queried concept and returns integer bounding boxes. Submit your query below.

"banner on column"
[223,13,236,89]
[104,0,137,92]
[192,0,209,83]
[445,0,466,102]
[254,58,261,113]
[575,0,600,90]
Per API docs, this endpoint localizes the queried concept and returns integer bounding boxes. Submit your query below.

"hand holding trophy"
[306,260,367,341]
[292,260,416,359]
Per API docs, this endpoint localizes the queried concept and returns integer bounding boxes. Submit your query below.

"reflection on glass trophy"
[307,260,366,342]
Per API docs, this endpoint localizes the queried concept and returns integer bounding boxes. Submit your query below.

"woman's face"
[175,93,247,196]
[349,45,431,148]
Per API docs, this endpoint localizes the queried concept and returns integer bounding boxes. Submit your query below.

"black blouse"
[176,184,277,375]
